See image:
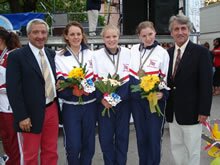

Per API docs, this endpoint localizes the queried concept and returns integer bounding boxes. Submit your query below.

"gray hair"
[168,14,192,32]
[26,19,49,34]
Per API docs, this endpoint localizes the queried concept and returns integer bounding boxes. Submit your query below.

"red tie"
[172,48,181,78]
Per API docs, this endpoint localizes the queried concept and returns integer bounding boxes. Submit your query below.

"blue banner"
[0,12,45,30]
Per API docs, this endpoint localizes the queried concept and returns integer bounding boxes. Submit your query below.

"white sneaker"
[89,32,96,36]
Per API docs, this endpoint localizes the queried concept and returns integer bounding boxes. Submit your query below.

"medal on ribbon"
[137,69,145,77]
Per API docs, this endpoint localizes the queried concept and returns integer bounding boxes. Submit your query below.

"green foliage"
[0,0,105,27]
[0,1,10,13]
[36,0,87,23]
[36,0,105,26]
[98,15,105,26]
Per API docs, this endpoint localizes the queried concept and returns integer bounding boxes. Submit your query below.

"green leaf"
[130,85,141,92]
[102,108,107,117]
[59,78,79,89]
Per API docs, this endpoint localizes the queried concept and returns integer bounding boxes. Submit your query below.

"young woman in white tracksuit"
[92,24,131,165]
[55,22,96,165]
[0,28,21,165]
[129,21,170,165]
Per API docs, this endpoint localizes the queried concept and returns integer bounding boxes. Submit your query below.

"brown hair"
[0,29,21,50]
[136,21,155,35]
[63,21,87,46]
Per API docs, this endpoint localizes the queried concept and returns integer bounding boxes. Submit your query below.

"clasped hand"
[101,98,112,109]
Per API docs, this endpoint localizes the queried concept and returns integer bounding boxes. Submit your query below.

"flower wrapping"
[131,74,170,116]
[59,64,95,104]
[81,78,96,93]
[95,74,121,117]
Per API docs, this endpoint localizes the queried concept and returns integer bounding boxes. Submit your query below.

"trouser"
[0,112,20,165]
[213,67,220,86]
[17,102,59,165]
[169,116,202,165]
[98,100,131,165]
[131,99,165,165]
[62,102,97,165]
[87,10,99,35]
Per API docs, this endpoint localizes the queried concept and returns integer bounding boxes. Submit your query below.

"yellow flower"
[140,75,160,92]
[68,67,85,79]
[147,92,158,113]
[131,74,164,116]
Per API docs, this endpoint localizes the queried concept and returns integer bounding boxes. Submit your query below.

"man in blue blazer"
[6,19,59,165]
[165,14,213,165]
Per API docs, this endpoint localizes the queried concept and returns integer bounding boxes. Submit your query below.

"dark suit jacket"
[6,45,57,133]
[165,41,213,125]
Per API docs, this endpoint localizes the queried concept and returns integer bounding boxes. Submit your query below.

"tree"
[8,0,37,13]
[0,0,105,26]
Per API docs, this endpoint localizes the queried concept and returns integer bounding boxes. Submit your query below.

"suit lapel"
[168,47,175,80]
[24,45,43,78]
[175,41,193,77]
[44,48,56,79]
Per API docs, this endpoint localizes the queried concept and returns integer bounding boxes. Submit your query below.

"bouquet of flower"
[131,74,170,116]
[59,64,95,104]
[95,74,122,117]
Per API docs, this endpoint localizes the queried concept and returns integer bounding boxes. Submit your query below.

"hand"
[101,98,112,109]
[19,118,32,132]
[83,91,89,96]
[156,92,163,100]
[198,115,208,123]
[56,80,65,91]
[72,85,84,97]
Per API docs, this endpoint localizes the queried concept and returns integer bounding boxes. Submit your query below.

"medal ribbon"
[104,47,121,76]
[66,46,84,66]
[139,47,156,71]
[0,48,8,63]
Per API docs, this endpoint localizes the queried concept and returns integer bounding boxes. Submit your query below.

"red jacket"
[213,47,220,67]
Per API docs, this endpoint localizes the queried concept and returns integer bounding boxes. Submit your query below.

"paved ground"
[1,95,219,164]
[57,95,219,165]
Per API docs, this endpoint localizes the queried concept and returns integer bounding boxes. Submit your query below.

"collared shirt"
[29,42,57,103]
[172,39,189,73]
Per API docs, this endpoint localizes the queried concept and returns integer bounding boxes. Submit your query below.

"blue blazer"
[165,41,213,125]
[6,45,58,133]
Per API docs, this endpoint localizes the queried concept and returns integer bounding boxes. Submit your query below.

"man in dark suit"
[6,19,59,165]
[165,14,213,165]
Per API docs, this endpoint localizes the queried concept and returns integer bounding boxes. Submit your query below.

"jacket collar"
[64,43,88,56]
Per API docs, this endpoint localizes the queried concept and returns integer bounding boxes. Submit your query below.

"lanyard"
[66,46,84,66]
[0,48,8,62]
[139,47,156,71]
[104,47,121,75]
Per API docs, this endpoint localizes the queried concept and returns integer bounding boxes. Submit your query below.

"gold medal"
[137,69,145,77]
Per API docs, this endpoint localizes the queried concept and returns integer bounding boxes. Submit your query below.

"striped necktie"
[39,50,55,101]
[172,48,181,78]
